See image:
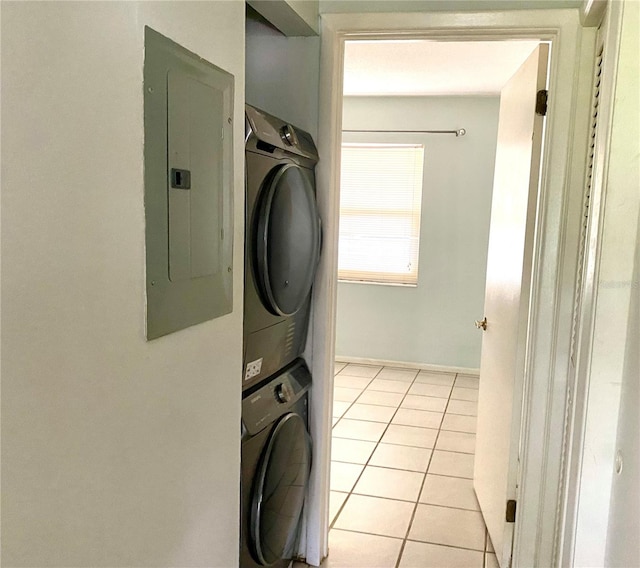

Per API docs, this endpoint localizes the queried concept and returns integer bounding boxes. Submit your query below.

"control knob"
[274,382,293,404]
[280,124,298,146]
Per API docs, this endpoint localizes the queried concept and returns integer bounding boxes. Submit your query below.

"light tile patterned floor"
[295,362,497,568]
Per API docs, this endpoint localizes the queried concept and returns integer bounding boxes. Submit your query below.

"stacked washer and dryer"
[240,105,321,568]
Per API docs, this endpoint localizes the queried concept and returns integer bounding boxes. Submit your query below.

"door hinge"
[536,90,549,116]
[506,499,517,523]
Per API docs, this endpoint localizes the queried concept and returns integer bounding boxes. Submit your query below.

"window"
[338,143,424,285]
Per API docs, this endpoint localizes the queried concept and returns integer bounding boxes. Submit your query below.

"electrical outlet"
[244,358,263,381]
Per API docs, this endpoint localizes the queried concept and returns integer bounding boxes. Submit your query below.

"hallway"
[298,362,497,567]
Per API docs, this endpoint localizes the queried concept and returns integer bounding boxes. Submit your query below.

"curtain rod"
[342,128,466,137]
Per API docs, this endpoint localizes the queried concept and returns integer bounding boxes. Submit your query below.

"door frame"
[305,9,596,568]
[557,1,630,565]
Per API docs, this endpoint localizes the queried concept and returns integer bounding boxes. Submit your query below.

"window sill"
[337,279,417,288]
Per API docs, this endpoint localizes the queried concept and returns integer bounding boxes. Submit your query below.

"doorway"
[323,38,544,568]
[304,10,594,568]
[334,38,540,373]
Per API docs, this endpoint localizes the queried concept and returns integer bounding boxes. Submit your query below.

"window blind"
[338,143,424,285]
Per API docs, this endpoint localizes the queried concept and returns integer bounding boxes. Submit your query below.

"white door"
[474,44,549,568]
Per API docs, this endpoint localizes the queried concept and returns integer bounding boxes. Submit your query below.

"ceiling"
[343,40,542,96]
[322,0,583,13]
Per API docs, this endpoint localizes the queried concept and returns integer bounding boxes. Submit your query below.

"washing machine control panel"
[241,359,312,436]
[275,382,294,404]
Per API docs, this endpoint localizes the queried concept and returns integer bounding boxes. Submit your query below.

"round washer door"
[250,412,312,565]
[255,164,321,316]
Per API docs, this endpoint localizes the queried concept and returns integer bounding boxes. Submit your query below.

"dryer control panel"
[245,104,318,162]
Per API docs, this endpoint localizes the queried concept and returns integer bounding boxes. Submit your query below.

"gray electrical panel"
[144,27,234,339]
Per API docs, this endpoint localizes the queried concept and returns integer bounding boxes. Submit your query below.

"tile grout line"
[330,365,425,533]
[329,364,386,531]
[331,373,376,429]
[332,437,475,456]
[330,364,482,566]
[328,527,487,554]
[394,371,457,568]
[331,492,480,511]
[483,527,488,568]
[329,458,474,476]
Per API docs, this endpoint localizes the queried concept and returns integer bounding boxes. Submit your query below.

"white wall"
[336,96,499,369]
[602,1,640,565]
[246,9,320,138]
[1,2,245,566]
[605,211,640,567]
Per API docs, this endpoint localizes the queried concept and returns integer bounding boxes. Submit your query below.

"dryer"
[243,105,321,391]
[240,359,312,568]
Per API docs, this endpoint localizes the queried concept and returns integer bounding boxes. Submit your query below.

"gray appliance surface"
[240,359,312,568]
[243,104,321,390]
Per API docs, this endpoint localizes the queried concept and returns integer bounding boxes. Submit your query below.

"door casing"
[558,1,630,566]
[305,9,596,568]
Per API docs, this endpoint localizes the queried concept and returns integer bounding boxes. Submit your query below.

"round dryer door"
[250,412,312,566]
[255,164,321,317]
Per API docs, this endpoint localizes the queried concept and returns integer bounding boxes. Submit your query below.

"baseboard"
[335,355,479,376]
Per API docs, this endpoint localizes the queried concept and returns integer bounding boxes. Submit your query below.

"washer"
[240,359,312,568]
[243,105,321,391]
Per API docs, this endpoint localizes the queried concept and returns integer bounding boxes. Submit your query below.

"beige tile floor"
[295,362,497,568]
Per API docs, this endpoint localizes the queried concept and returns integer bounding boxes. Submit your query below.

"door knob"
[475,317,487,331]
